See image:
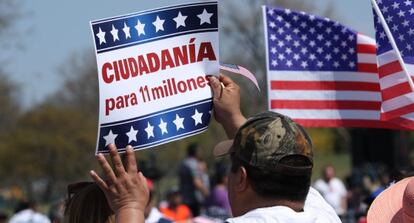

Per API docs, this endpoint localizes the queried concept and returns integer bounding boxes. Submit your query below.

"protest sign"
[90,1,219,154]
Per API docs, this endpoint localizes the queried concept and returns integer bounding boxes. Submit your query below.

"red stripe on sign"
[381,82,412,101]
[358,63,378,73]
[357,44,377,54]
[270,100,381,110]
[378,61,402,78]
[270,81,380,91]
[293,119,410,130]
[381,103,414,121]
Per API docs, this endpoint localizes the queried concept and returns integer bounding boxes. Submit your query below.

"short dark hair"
[231,154,311,202]
[187,143,199,157]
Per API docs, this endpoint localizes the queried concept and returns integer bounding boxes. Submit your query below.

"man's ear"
[235,166,249,192]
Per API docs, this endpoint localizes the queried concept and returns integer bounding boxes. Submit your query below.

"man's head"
[214,111,313,216]
[187,143,199,158]
[323,165,336,182]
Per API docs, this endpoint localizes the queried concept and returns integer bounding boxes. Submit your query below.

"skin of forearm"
[116,208,145,223]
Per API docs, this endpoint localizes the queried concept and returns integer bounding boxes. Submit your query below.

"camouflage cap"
[214,111,313,175]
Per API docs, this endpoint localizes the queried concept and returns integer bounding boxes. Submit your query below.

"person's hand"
[90,144,149,223]
[209,74,246,138]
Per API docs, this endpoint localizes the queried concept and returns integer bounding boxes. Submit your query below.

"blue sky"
[2,0,375,108]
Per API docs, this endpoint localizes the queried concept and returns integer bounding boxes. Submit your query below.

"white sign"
[90,1,219,153]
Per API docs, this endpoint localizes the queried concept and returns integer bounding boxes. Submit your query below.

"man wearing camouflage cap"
[90,74,342,223]
[209,75,341,222]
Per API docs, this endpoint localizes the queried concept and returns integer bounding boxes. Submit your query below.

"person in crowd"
[205,162,231,220]
[367,176,414,223]
[195,159,211,207]
[0,212,7,223]
[9,200,51,223]
[64,182,114,223]
[178,143,210,216]
[143,179,172,223]
[314,165,348,218]
[49,199,64,223]
[90,74,341,222]
[159,188,192,222]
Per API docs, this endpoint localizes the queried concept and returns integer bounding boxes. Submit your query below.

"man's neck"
[237,196,305,216]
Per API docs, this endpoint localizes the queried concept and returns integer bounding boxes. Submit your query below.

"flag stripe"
[267,71,379,82]
[357,44,377,54]
[293,119,411,130]
[271,109,380,120]
[381,92,414,112]
[271,100,381,110]
[381,82,412,101]
[378,61,402,78]
[269,90,382,101]
[357,63,378,73]
[270,81,380,91]
[382,102,414,119]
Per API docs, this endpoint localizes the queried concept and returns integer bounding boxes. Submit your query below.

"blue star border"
[90,1,218,54]
[97,99,213,153]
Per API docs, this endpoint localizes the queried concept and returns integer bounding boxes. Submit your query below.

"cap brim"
[213,140,234,157]
[367,177,414,223]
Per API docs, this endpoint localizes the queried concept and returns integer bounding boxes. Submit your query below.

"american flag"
[263,6,412,129]
[372,0,414,128]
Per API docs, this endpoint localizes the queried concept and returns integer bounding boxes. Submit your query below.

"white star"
[110,25,119,42]
[159,118,168,135]
[398,10,406,17]
[286,60,293,67]
[153,16,165,32]
[271,47,277,54]
[268,9,274,15]
[271,60,278,67]
[301,61,308,68]
[309,54,316,61]
[392,2,400,9]
[403,20,410,27]
[126,126,138,143]
[197,9,213,25]
[278,53,285,61]
[270,34,276,41]
[174,11,187,28]
[285,9,291,14]
[135,19,146,36]
[411,8,414,14]
[380,32,386,39]
[192,109,203,126]
[409,28,414,35]
[122,23,131,39]
[349,61,356,68]
[317,61,324,68]
[173,114,185,131]
[325,54,332,61]
[317,47,324,54]
[333,61,340,68]
[96,27,106,45]
[293,54,300,61]
[103,130,117,146]
[269,21,276,28]
[405,0,412,6]
[145,122,154,139]
[276,16,283,22]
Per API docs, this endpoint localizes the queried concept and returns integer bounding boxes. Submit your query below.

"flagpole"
[370,0,414,92]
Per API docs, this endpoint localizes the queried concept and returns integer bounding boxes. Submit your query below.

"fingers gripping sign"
[208,74,247,138]
[90,144,149,223]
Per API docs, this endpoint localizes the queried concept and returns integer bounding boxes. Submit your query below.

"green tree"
[0,105,97,201]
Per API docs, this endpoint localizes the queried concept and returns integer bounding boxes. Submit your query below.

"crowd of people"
[0,75,413,223]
